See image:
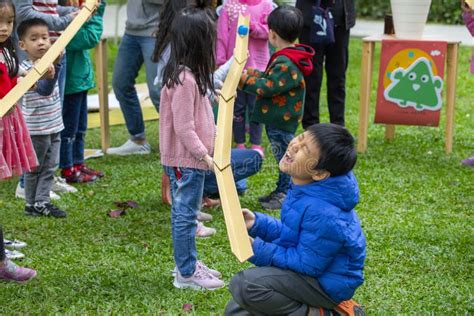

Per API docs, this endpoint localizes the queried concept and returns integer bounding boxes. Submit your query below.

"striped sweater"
[20,59,64,135]
[32,0,62,42]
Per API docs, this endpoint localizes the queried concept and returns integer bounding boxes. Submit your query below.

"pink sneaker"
[196,260,222,278]
[236,143,246,150]
[172,260,221,278]
[0,259,37,283]
[173,262,224,290]
[461,155,474,167]
[197,211,213,222]
[251,144,265,158]
[196,222,216,238]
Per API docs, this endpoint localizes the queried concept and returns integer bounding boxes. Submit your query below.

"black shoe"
[260,192,286,210]
[26,202,67,218]
[24,204,38,216]
[258,190,278,203]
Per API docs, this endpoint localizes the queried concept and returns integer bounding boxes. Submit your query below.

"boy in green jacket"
[60,1,106,183]
[239,5,314,210]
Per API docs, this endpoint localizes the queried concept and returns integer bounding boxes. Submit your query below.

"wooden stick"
[213,14,253,263]
[357,40,375,153]
[444,43,459,154]
[385,125,395,141]
[0,0,99,117]
[95,38,110,151]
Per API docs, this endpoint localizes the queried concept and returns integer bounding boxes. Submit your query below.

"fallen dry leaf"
[108,209,126,218]
[182,304,193,312]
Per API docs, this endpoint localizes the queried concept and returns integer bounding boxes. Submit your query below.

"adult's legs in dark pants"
[300,29,325,129]
[325,26,350,126]
[300,26,350,128]
[225,267,336,316]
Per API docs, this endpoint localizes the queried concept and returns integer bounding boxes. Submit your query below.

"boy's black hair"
[152,0,214,63]
[17,18,49,40]
[307,123,357,177]
[0,0,18,77]
[267,5,303,43]
[162,7,215,96]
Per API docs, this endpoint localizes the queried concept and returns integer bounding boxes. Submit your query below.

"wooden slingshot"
[0,0,100,117]
[214,14,253,263]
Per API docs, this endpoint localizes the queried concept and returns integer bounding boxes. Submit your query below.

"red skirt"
[0,105,38,180]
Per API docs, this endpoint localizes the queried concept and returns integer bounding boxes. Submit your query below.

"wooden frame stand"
[357,35,460,154]
[214,14,253,263]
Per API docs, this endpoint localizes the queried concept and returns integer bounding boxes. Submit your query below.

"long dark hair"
[152,0,214,63]
[162,7,216,96]
[0,0,19,77]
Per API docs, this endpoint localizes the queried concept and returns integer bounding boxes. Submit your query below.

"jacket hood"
[292,171,359,211]
[269,44,315,76]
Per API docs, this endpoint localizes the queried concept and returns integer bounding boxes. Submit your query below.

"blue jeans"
[233,91,262,145]
[266,125,294,194]
[112,34,160,141]
[57,53,67,103]
[164,166,205,277]
[60,91,88,169]
[203,149,263,196]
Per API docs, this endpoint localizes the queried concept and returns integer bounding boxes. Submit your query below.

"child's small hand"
[54,51,65,65]
[69,10,80,19]
[214,89,221,103]
[239,71,248,89]
[43,64,55,80]
[242,208,255,230]
[202,154,215,172]
[463,0,474,13]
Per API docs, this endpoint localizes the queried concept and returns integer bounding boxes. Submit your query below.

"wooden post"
[444,43,459,154]
[357,40,375,153]
[95,38,110,151]
[385,125,395,141]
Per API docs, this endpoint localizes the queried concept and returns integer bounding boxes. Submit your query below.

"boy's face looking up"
[19,25,51,61]
[279,131,330,185]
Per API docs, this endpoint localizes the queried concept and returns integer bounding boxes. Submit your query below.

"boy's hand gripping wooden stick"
[214,14,253,263]
[0,0,99,117]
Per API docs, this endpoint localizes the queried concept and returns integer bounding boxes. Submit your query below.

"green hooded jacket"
[64,1,105,95]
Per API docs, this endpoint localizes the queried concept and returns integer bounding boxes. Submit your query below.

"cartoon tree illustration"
[384,57,443,111]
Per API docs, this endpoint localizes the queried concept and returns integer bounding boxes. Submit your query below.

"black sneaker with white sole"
[258,190,279,203]
[260,192,286,210]
[25,202,67,218]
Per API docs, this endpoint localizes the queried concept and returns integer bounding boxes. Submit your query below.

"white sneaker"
[5,249,25,260]
[196,222,216,238]
[15,183,60,200]
[3,239,27,249]
[52,176,77,194]
[106,140,151,156]
[173,262,224,290]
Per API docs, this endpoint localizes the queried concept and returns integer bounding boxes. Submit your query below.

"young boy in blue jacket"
[225,123,366,316]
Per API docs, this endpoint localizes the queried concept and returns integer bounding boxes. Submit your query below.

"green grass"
[0,39,473,314]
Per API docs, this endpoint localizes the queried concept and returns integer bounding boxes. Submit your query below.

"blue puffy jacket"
[249,172,366,303]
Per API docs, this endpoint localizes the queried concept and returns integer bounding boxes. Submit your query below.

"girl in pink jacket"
[216,0,273,156]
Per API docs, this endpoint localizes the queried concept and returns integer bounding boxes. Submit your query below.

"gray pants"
[225,267,336,316]
[24,133,60,205]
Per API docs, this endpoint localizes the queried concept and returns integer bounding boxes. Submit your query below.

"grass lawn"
[0,38,473,314]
